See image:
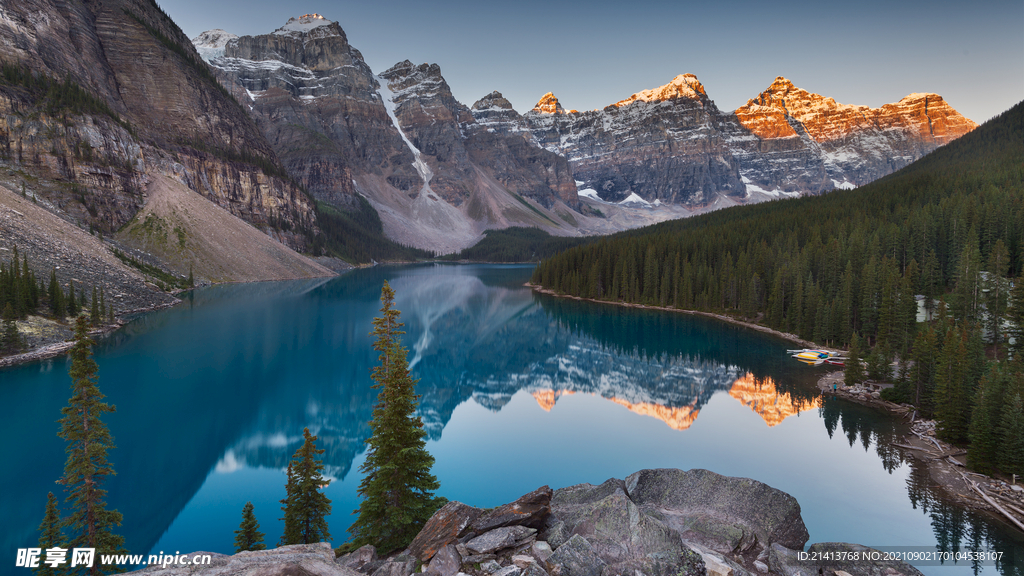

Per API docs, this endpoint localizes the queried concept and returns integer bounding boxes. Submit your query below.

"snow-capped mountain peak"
[613,73,707,107]
[273,14,336,37]
[191,29,238,62]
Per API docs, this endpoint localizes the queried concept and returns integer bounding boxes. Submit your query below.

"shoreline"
[526,283,842,353]
[528,283,1024,535]
[0,299,181,369]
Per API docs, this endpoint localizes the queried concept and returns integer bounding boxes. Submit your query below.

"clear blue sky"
[162,0,1022,123]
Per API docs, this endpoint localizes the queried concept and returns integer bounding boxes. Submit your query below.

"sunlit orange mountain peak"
[728,373,819,427]
[531,389,576,411]
[607,397,700,431]
[614,73,707,108]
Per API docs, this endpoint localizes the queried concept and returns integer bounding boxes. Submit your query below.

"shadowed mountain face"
[0,0,316,247]
[200,16,581,253]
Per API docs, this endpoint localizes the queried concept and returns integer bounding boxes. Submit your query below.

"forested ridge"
[533,101,1024,475]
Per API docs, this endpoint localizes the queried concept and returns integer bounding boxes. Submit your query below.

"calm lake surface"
[2,264,1021,576]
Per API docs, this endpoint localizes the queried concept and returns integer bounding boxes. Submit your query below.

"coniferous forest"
[532,101,1024,475]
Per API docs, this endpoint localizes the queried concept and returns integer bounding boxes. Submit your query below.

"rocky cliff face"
[201,15,582,253]
[0,0,317,248]
[483,75,976,206]
[727,77,977,193]
[519,74,744,206]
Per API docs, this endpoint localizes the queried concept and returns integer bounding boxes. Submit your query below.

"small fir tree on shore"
[349,281,442,553]
[844,332,865,386]
[58,316,126,574]
[36,492,64,576]
[234,502,266,552]
[280,428,331,545]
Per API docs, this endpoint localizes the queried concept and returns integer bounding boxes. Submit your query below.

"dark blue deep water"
[2,264,1020,575]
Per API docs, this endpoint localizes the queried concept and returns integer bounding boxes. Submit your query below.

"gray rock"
[548,535,607,576]
[408,501,485,561]
[338,545,379,571]
[456,544,471,558]
[753,560,768,573]
[494,566,522,576]
[126,543,358,576]
[550,478,694,567]
[523,563,551,576]
[372,554,418,576]
[542,521,569,549]
[463,554,498,564]
[467,526,538,555]
[472,486,553,532]
[481,560,502,573]
[767,544,813,576]
[426,545,462,576]
[624,468,809,552]
[531,541,553,564]
[512,555,537,568]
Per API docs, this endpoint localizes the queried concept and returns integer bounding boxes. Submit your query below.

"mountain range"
[0,3,977,289]
[193,13,975,254]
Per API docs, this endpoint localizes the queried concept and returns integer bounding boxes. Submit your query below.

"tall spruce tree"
[234,502,266,552]
[279,428,331,545]
[36,492,64,576]
[845,332,865,386]
[967,367,1008,473]
[58,316,126,574]
[1009,274,1024,361]
[2,302,23,354]
[998,391,1024,477]
[349,281,442,553]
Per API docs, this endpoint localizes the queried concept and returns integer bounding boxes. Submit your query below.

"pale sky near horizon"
[161,0,1022,124]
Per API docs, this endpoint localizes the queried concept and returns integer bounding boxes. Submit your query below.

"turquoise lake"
[2,264,1021,575]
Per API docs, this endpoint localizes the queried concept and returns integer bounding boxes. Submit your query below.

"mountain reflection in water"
[2,264,1019,576]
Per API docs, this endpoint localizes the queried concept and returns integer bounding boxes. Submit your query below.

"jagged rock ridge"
[475,74,975,205]
[201,17,587,254]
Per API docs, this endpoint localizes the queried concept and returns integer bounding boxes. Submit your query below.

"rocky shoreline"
[129,468,925,576]
[816,372,1024,533]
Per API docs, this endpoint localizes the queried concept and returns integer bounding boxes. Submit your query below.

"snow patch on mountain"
[377,76,432,189]
[274,14,334,37]
[619,192,652,207]
[191,29,238,62]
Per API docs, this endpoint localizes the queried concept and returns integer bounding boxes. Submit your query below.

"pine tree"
[36,492,64,576]
[349,281,443,553]
[1009,273,1024,361]
[67,279,77,317]
[58,316,126,574]
[234,501,266,552]
[48,270,64,319]
[998,390,1024,477]
[279,428,331,545]
[967,367,1008,473]
[90,286,100,326]
[845,332,865,386]
[2,302,23,354]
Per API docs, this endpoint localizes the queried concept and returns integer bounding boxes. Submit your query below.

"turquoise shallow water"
[1,264,1020,575]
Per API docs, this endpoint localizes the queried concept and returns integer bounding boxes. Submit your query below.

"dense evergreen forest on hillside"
[310,197,433,264]
[449,227,594,262]
[533,102,1024,476]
